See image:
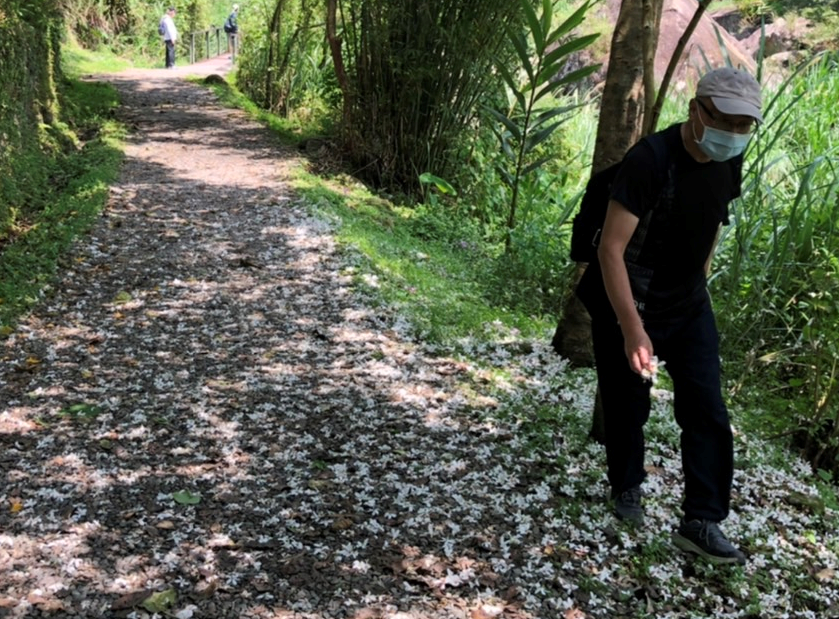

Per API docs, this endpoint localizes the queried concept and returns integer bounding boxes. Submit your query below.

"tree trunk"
[326,0,350,125]
[265,0,285,110]
[592,0,656,171]
[552,264,593,367]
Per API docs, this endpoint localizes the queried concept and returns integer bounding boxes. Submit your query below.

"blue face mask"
[694,116,751,162]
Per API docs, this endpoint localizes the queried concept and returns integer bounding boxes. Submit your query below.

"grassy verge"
[0,54,124,328]
[205,75,329,145]
[293,172,555,345]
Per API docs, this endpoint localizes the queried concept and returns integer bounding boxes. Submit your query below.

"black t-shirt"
[578,123,741,320]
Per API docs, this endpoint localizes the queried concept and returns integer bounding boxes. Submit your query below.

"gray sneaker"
[612,486,644,524]
[672,519,746,565]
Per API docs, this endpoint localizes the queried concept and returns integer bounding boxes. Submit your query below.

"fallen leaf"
[175,606,198,619]
[471,604,504,619]
[142,589,177,613]
[112,589,153,611]
[157,520,176,529]
[193,580,218,600]
[173,490,201,505]
[816,568,835,583]
[332,516,354,530]
[10,498,23,513]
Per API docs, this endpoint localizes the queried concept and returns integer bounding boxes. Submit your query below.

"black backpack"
[223,16,235,33]
[569,132,676,264]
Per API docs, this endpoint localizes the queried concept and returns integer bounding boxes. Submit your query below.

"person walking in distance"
[575,67,763,565]
[224,4,239,61]
[160,6,178,69]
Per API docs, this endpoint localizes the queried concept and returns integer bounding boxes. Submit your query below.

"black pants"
[165,41,176,68]
[591,296,734,522]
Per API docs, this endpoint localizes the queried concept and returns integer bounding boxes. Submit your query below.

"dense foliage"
[235,0,530,191]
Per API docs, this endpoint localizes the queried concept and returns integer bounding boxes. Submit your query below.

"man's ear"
[687,98,700,121]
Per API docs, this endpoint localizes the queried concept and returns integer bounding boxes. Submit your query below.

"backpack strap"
[623,131,677,265]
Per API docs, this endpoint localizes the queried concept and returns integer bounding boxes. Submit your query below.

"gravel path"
[0,64,574,619]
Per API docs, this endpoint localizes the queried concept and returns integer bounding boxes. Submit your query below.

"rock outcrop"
[591,0,813,93]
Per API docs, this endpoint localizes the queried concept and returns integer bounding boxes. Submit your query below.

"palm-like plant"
[486,0,600,248]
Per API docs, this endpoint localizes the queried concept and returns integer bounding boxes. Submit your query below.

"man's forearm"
[598,245,643,337]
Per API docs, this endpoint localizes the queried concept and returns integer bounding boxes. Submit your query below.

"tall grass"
[713,53,839,470]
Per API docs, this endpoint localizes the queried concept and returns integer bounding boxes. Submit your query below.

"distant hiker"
[224,4,239,60]
[575,67,763,565]
[160,6,178,69]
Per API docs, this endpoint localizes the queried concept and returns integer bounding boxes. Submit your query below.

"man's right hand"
[623,325,654,377]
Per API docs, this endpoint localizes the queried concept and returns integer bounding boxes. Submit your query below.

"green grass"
[291,171,555,346]
[0,66,124,328]
[204,78,327,144]
[61,42,135,77]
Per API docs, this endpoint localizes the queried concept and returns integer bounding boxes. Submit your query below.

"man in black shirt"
[577,67,762,565]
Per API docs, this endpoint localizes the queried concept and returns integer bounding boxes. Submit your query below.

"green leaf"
[113,290,132,304]
[496,166,515,188]
[485,108,523,142]
[521,0,545,53]
[495,62,518,91]
[58,403,102,421]
[172,490,201,505]
[505,26,534,83]
[522,155,553,176]
[419,173,457,196]
[142,589,177,613]
[539,0,553,51]
[525,123,563,153]
[532,105,580,127]
[501,137,517,161]
[495,65,528,111]
[550,64,602,88]
[546,0,594,46]
[543,35,601,70]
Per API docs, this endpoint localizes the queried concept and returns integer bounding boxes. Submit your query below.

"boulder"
[654,0,757,93]
[203,74,228,86]
[741,16,815,58]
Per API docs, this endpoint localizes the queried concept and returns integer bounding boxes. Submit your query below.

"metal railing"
[186,26,237,64]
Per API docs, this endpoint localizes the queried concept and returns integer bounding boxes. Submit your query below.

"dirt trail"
[0,60,569,619]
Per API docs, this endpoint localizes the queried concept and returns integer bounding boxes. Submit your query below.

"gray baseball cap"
[696,67,763,123]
